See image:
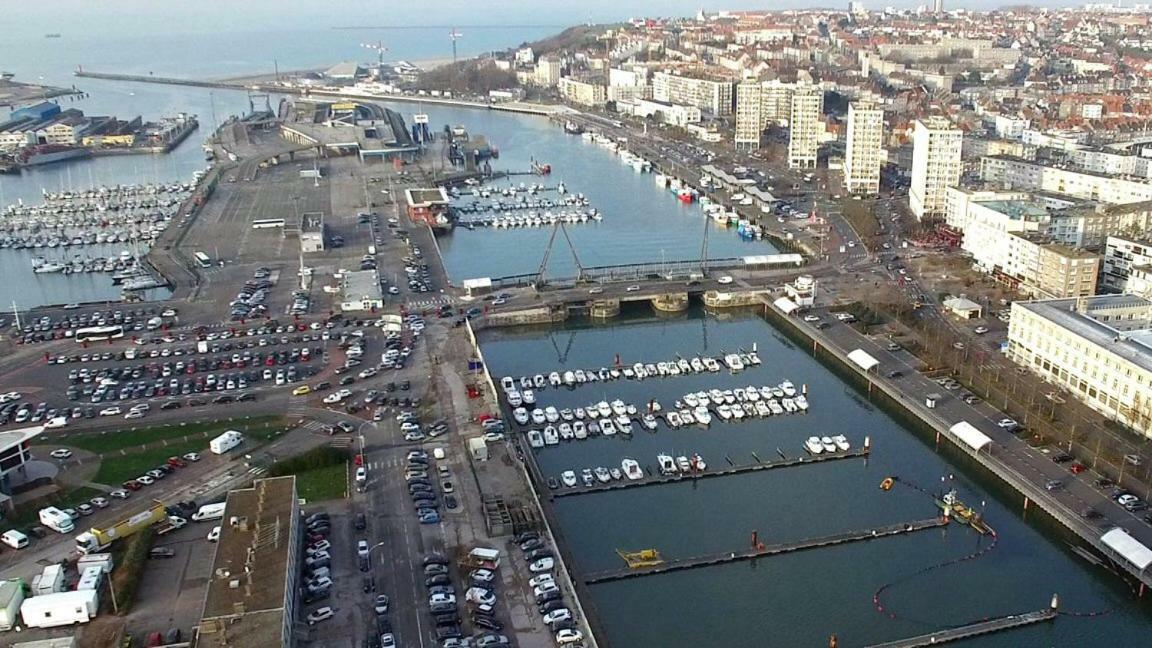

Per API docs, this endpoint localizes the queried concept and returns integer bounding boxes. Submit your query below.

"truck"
[39,507,75,534]
[20,589,99,628]
[467,547,501,570]
[156,515,188,535]
[209,430,243,454]
[197,340,209,354]
[34,564,65,596]
[192,502,226,522]
[0,579,25,632]
[75,503,166,554]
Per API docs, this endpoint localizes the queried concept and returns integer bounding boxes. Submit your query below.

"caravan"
[209,430,243,454]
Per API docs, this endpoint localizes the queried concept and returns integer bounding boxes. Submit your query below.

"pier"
[551,447,869,498]
[864,608,1057,647]
[582,517,948,584]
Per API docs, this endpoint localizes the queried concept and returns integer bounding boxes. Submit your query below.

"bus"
[251,218,286,230]
[194,252,211,268]
[73,325,124,343]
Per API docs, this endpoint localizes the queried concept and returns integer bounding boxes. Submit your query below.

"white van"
[1,529,29,549]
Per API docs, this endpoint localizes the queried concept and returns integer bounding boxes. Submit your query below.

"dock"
[582,517,948,584]
[864,608,1057,647]
[551,447,869,498]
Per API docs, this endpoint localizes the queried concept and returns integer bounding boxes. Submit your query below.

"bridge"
[480,254,805,289]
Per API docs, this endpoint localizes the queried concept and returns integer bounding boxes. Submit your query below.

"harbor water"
[479,307,1152,646]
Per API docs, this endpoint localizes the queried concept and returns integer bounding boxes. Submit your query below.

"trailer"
[209,430,243,454]
[0,579,25,632]
[76,566,103,592]
[20,589,99,628]
[77,553,114,575]
[34,564,65,596]
[39,507,75,534]
[75,503,166,554]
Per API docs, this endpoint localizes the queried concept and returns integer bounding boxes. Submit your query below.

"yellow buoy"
[879,477,895,491]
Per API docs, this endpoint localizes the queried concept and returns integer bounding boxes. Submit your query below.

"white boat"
[558,423,573,440]
[694,406,712,426]
[513,407,530,425]
[500,376,515,392]
[573,421,588,439]
[795,395,809,411]
[730,405,744,420]
[531,409,546,424]
[678,358,692,373]
[724,354,745,371]
[574,369,587,383]
[755,401,770,417]
[597,401,612,418]
[781,381,797,397]
[805,436,824,454]
[528,429,545,448]
[625,403,638,416]
[821,436,837,453]
[622,458,644,480]
[549,372,562,387]
[534,374,546,388]
[563,371,576,386]
[703,358,721,372]
[667,411,682,427]
[543,426,560,445]
[747,351,761,365]
[676,456,691,473]
[744,386,761,402]
[520,376,532,390]
[716,404,732,420]
[684,393,700,408]
[601,419,617,436]
[742,403,756,418]
[574,407,586,419]
[581,469,594,487]
[690,453,707,472]
[610,399,628,417]
[832,434,850,451]
[680,409,695,425]
[722,391,736,405]
[506,390,523,407]
[544,406,560,423]
[759,386,774,400]
[648,400,662,413]
[586,404,601,419]
[632,362,646,379]
[561,470,577,487]
[522,389,536,405]
[560,408,574,421]
[690,357,705,373]
[657,454,677,475]
[594,466,612,483]
[768,400,784,415]
[610,467,623,481]
[781,398,798,413]
[642,414,658,430]
[616,416,633,435]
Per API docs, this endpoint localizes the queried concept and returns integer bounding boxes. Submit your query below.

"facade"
[652,71,734,116]
[341,270,383,312]
[1102,236,1152,297]
[616,99,701,126]
[534,56,561,87]
[843,102,883,194]
[980,155,1152,205]
[558,77,607,107]
[734,80,794,151]
[909,117,963,219]
[196,476,300,648]
[1007,295,1152,437]
[787,85,823,169]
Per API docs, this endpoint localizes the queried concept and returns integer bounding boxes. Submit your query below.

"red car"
[122,480,143,491]
[166,456,187,468]
[1069,463,1087,474]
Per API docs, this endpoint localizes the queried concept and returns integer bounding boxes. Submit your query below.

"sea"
[2,4,1152,645]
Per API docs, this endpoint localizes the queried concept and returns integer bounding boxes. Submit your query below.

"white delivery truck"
[209,430,243,454]
[39,507,75,534]
[20,589,99,628]
[35,564,65,596]
[0,579,25,631]
[192,502,227,522]
[1,529,28,549]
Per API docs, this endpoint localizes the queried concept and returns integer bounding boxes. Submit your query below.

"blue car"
[419,511,441,524]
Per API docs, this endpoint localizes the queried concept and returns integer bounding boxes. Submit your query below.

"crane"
[449,28,463,62]
[361,40,388,75]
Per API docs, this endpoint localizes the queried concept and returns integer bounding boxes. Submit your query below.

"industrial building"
[279,99,417,162]
[341,270,384,312]
[405,188,452,231]
[1008,295,1152,437]
[843,102,883,195]
[195,476,300,648]
[909,117,963,219]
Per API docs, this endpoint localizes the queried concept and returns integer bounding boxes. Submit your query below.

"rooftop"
[1017,294,1152,375]
[0,425,44,453]
[344,269,383,302]
[197,476,297,648]
[981,199,1050,221]
[404,187,450,208]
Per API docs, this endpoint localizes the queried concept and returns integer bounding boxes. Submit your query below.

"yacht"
[543,426,560,445]
[548,372,562,387]
[520,376,532,390]
[677,358,692,373]
[680,409,695,425]
[648,400,662,413]
[522,389,536,405]
[768,400,784,415]
[667,411,682,427]
[622,458,644,480]
[747,350,761,365]
[805,436,824,454]
[610,467,623,481]
[780,381,797,397]
[506,390,523,407]
[642,414,658,430]
[782,398,798,413]
[610,399,628,417]
[573,421,588,439]
[574,407,586,419]
[690,357,705,373]
[558,423,573,440]
[597,401,612,418]
[528,429,545,448]
[744,386,761,402]
[531,409,547,425]
[534,374,547,389]
[561,470,578,487]
[594,466,612,483]
[683,393,700,408]
[724,354,745,371]
[690,453,707,472]
[703,358,721,372]
[742,403,756,418]
[616,416,633,435]
[563,371,576,386]
[795,395,809,411]
[657,454,677,475]
[625,403,638,416]
[821,436,837,453]
[755,401,771,417]
[730,405,744,421]
[513,407,530,425]
[716,404,732,421]
[544,406,560,423]
[601,419,617,436]
[832,435,850,452]
[581,469,595,487]
[693,406,712,426]
[676,456,692,473]
[500,376,516,392]
[574,369,587,383]
[560,408,574,421]
[587,420,601,435]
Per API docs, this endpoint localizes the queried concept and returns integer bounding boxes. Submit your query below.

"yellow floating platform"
[617,548,664,569]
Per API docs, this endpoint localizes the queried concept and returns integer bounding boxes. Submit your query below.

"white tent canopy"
[773,297,798,314]
[1101,528,1152,570]
[949,421,992,452]
[847,349,879,372]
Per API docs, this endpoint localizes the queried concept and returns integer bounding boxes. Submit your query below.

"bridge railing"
[488,257,754,288]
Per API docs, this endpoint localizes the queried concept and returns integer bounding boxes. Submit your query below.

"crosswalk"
[329,436,353,448]
[247,466,268,477]
[300,419,328,434]
[407,296,454,308]
[287,398,311,417]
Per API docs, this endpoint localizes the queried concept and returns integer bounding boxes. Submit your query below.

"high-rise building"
[932,0,944,14]
[844,102,883,195]
[734,81,796,150]
[787,85,823,169]
[652,72,734,116]
[909,117,963,219]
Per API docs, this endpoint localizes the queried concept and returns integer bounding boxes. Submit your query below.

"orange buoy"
[879,477,895,491]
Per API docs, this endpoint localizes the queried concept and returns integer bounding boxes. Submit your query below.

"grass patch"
[57,416,284,454]
[0,486,107,533]
[294,463,349,502]
[93,440,207,486]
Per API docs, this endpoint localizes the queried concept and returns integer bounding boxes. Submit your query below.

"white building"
[734,80,795,151]
[340,270,383,312]
[993,114,1029,140]
[558,77,607,106]
[909,117,963,219]
[616,99,701,127]
[1007,294,1152,437]
[652,71,734,116]
[787,85,823,169]
[534,56,561,87]
[980,155,1152,205]
[1103,236,1152,297]
[844,102,883,195]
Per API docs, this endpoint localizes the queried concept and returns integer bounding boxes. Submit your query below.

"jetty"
[582,517,948,584]
[864,607,1058,647]
[551,447,869,498]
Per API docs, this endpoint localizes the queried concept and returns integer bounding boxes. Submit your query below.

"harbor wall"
[463,320,606,648]
[758,301,1152,592]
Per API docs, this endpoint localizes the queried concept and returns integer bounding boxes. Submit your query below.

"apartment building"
[1102,236,1152,297]
[1007,294,1152,437]
[734,80,795,151]
[843,102,883,194]
[909,117,963,219]
[787,85,823,169]
[616,99,701,127]
[534,56,561,87]
[558,77,607,107]
[980,155,1152,205]
[652,71,734,116]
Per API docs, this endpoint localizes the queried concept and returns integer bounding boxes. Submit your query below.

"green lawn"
[56,416,285,454]
[0,486,106,532]
[92,440,207,486]
[293,462,348,502]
